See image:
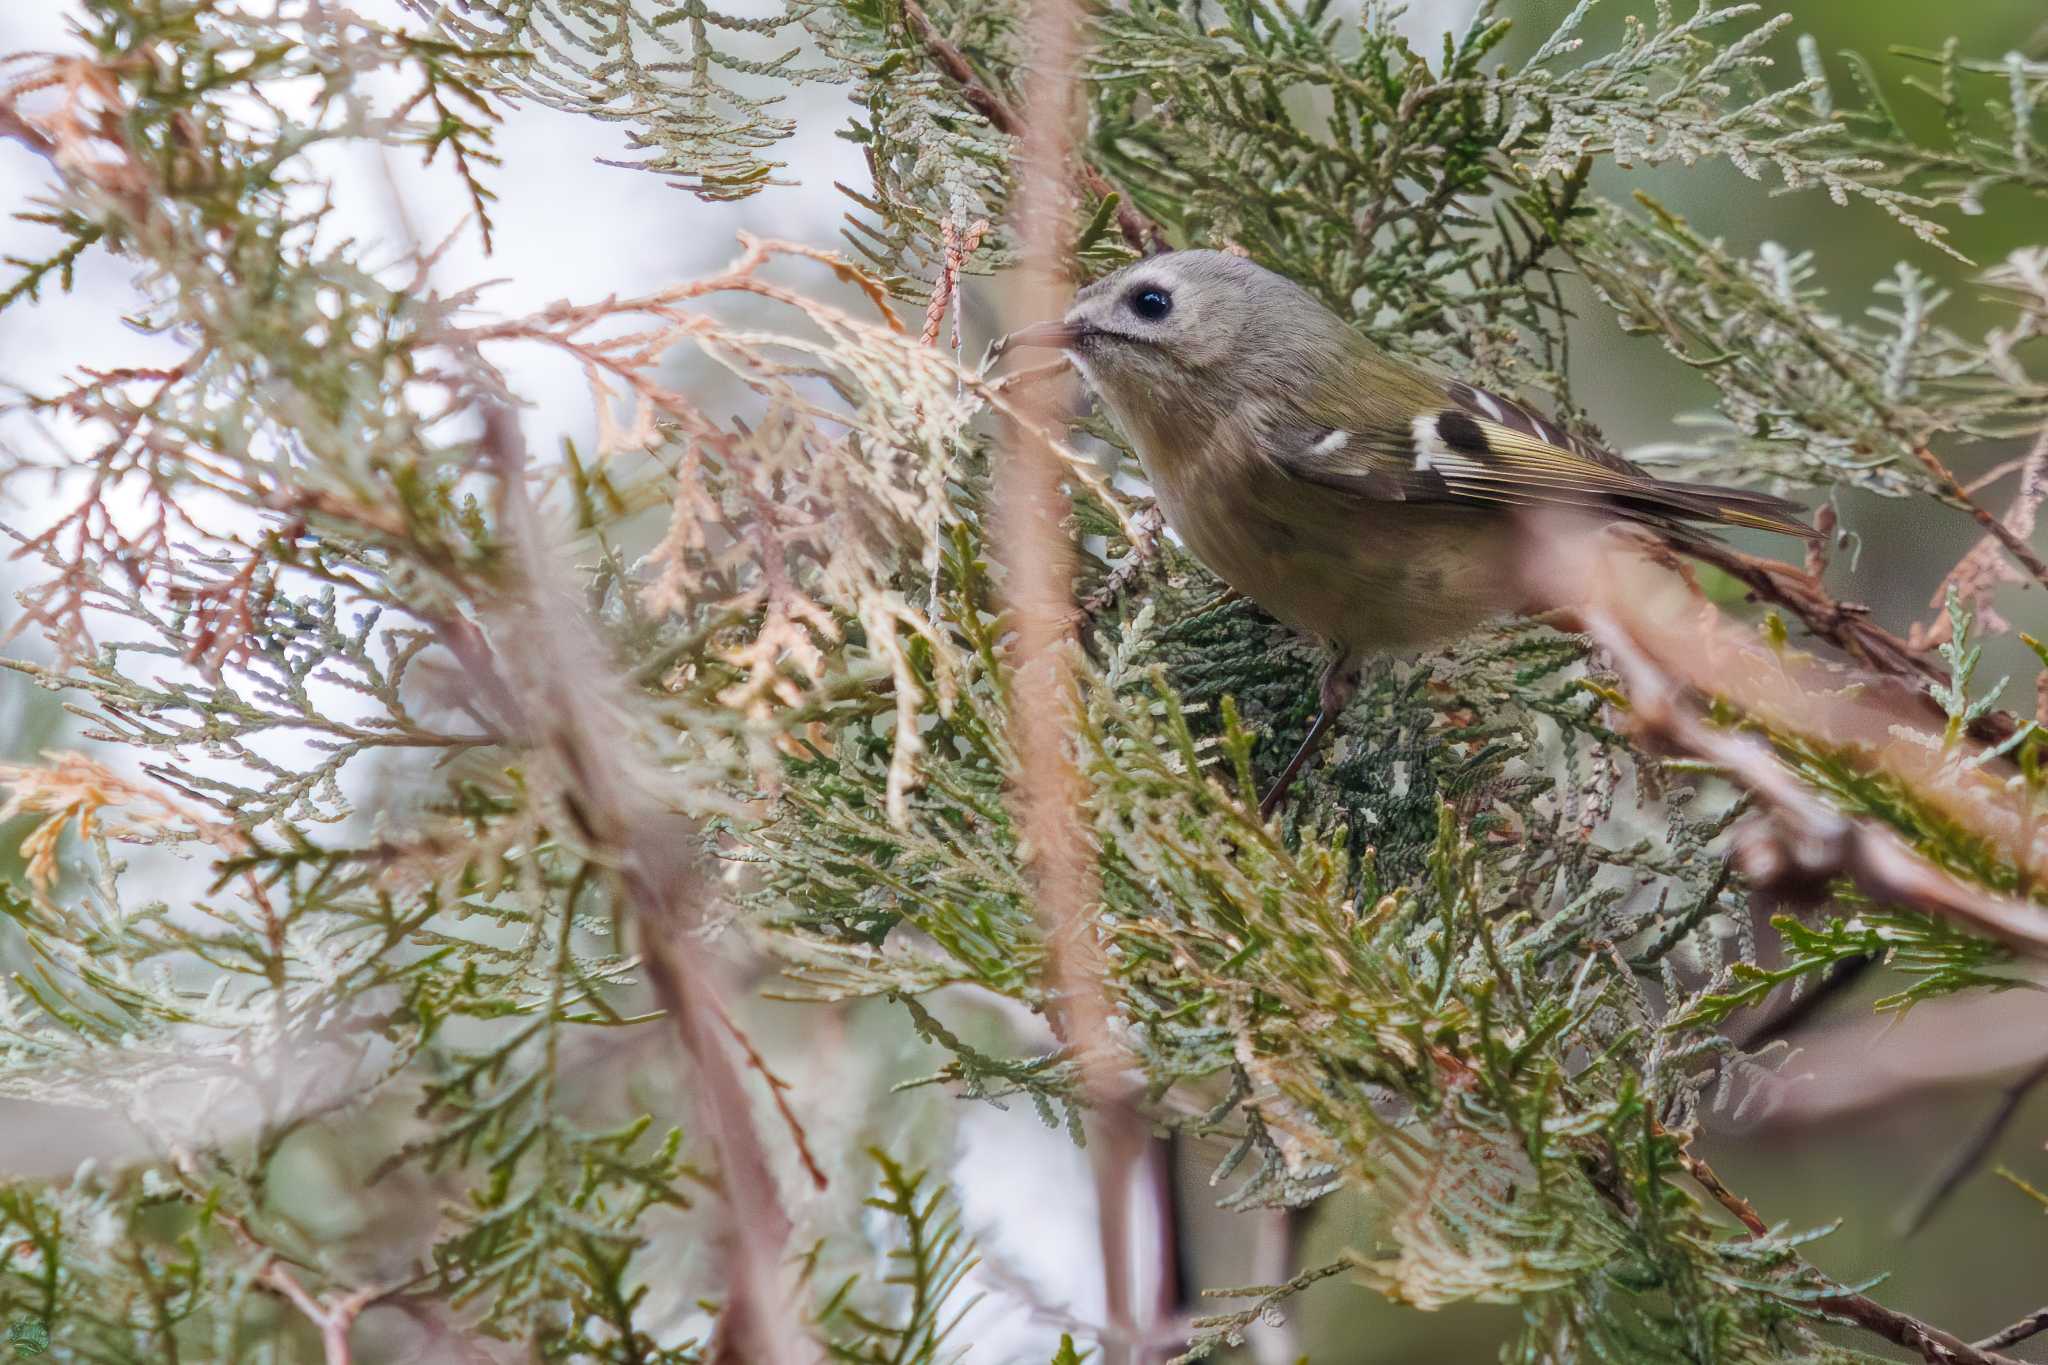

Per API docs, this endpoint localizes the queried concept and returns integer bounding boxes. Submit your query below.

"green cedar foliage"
[1,1,2046,1361]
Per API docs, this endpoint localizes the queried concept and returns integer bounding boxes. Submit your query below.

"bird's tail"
[1620,479,1820,542]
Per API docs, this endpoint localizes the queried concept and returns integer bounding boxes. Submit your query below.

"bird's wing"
[1271,374,1817,540]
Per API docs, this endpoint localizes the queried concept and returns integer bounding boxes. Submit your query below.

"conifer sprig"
[1,1,2046,1361]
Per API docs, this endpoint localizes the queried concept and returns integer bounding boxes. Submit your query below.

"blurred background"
[3,1,2046,1360]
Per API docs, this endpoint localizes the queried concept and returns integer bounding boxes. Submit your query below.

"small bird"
[1005,250,1817,818]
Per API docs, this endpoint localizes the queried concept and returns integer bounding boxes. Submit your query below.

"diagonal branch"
[1530,526,2048,954]
[458,406,816,1365]
[1583,590,2048,955]
[1901,1052,2048,1236]
[1912,443,2048,596]
[1670,536,2021,747]
[1917,428,2048,647]
[1676,1148,2026,1365]
[257,1264,381,1365]
[1976,1305,2048,1353]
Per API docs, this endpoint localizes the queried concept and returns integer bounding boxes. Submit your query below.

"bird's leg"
[1258,649,1359,821]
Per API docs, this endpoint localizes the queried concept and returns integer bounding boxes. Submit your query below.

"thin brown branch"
[712,993,830,1192]
[899,0,1166,255]
[1977,1306,2048,1352]
[1902,1052,2048,1236]
[994,1,1170,1359]
[260,1264,380,1365]
[1817,1282,2026,1365]
[1671,536,2019,746]
[1964,456,2036,498]
[1913,442,2048,595]
[1676,1148,2026,1365]
[1917,428,2048,648]
[200,1195,393,1365]
[1674,1148,1768,1237]
[465,406,815,1365]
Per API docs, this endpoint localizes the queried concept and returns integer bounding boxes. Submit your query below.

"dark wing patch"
[1446,379,1624,472]
[1276,378,1817,541]
[1433,382,1818,540]
[1433,408,1489,456]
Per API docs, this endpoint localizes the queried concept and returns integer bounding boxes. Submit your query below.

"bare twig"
[712,993,830,1192]
[198,1194,397,1365]
[1676,1148,2027,1365]
[1976,1305,2048,1352]
[1816,1280,2026,1364]
[1673,536,2021,747]
[1913,442,2048,596]
[1674,1147,1768,1237]
[1902,1052,2048,1236]
[1964,457,2037,497]
[1916,427,2048,648]
[260,1264,381,1365]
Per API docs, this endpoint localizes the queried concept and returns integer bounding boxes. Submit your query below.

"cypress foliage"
[1,1,2046,1360]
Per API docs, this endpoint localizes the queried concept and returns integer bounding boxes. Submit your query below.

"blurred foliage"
[0,0,2045,1362]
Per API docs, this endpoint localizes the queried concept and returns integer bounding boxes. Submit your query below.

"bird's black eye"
[1125,286,1172,321]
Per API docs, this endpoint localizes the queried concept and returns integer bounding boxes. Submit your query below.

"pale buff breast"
[1135,422,1522,655]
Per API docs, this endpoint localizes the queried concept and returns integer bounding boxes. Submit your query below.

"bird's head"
[1005,250,1346,448]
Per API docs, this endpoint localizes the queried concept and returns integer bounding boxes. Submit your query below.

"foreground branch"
[1912,444,2048,597]
[1581,592,2048,955]
[1819,1290,2025,1365]
[1676,537,2020,747]
[465,407,815,1365]
[1976,1305,2048,1353]
[994,2,1175,1360]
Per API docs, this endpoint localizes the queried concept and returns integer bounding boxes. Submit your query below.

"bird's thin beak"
[1002,320,1081,351]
